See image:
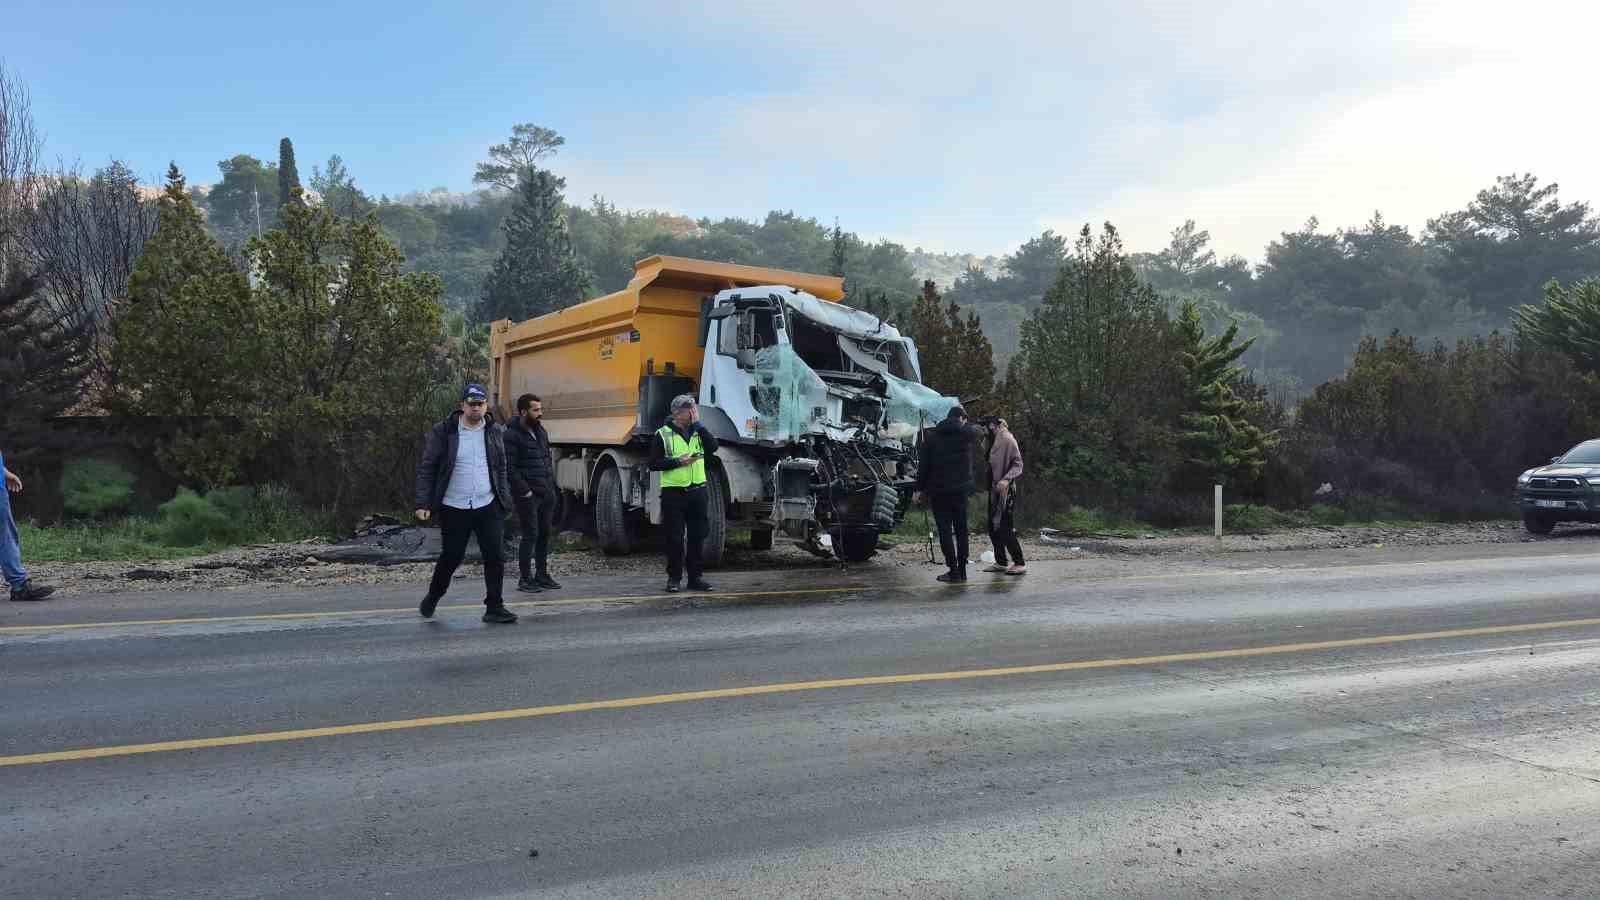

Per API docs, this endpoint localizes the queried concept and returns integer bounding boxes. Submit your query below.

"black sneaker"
[482,606,519,624]
[516,576,543,593]
[665,581,681,594]
[533,573,561,590]
[936,569,966,583]
[687,578,714,592]
[419,593,441,618]
[9,580,54,602]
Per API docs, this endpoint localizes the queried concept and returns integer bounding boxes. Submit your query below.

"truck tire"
[834,526,879,563]
[1522,512,1556,535]
[595,466,632,555]
[749,528,775,551]
[701,467,728,568]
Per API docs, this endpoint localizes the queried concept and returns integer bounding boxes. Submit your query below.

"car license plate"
[1536,499,1565,508]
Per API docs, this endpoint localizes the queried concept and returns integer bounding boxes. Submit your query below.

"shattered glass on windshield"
[749,344,831,442]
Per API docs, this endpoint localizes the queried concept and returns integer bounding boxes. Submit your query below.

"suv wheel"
[1522,512,1557,535]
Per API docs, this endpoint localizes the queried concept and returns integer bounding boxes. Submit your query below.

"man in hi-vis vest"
[648,394,719,593]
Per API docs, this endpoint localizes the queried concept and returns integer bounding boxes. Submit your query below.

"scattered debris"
[124,568,176,581]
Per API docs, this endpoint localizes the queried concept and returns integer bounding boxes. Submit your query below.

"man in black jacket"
[506,393,559,593]
[413,384,518,624]
[915,405,978,583]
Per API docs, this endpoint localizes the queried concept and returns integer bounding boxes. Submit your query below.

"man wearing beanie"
[915,405,980,582]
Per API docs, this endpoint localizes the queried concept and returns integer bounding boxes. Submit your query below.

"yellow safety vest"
[657,425,706,488]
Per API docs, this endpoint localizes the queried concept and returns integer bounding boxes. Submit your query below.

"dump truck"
[488,255,958,565]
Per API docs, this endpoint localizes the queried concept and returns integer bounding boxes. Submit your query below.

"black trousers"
[514,492,557,579]
[988,489,1024,566]
[930,492,970,570]
[427,502,506,606]
[661,485,708,582]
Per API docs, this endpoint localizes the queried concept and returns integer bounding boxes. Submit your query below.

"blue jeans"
[0,450,27,590]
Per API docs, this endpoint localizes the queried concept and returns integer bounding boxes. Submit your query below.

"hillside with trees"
[7,65,1600,526]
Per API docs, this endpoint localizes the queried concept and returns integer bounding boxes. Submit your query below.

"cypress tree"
[278,137,302,208]
[829,219,847,278]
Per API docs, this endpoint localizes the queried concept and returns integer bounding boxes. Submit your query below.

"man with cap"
[413,383,519,624]
[915,405,980,583]
[648,394,719,593]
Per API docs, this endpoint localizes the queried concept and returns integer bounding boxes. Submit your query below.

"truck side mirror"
[737,347,757,370]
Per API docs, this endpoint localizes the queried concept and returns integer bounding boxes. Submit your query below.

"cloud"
[550,0,1599,259]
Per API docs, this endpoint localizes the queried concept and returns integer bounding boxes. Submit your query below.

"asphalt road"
[4,543,1600,898]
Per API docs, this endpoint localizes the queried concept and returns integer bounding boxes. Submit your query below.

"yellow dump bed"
[489,255,846,446]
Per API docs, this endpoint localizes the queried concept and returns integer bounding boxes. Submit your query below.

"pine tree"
[474,168,590,323]
[0,277,92,417]
[907,279,995,404]
[113,164,260,483]
[829,219,847,278]
[1175,299,1275,488]
[1514,278,1600,373]
[278,138,301,208]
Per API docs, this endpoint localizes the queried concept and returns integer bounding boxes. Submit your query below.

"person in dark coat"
[413,384,519,624]
[915,405,980,582]
[505,392,559,593]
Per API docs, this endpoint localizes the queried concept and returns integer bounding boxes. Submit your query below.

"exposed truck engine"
[489,255,958,565]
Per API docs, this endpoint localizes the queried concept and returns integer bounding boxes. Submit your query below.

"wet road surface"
[4,543,1600,897]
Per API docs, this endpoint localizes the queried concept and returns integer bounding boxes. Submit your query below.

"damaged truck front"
[488,256,958,566]
[699,285,959,561]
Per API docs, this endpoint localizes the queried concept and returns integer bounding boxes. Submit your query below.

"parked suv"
[1517,439,1600,533]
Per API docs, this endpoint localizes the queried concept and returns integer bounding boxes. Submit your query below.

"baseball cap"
[462,383,488,402]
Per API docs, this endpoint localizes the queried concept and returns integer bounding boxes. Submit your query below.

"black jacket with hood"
[414,410,515,513]
[916,416,979,497]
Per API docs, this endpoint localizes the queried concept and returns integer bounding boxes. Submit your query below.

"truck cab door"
[700,311,763,441]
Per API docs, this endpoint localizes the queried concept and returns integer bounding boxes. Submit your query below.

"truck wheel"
[834,526,879,563]
[749,527,774,551]
[1522,512,1556,535]
[595,466,632,555]
[701,467,728,568]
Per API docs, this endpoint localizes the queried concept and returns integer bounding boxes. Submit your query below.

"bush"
[157,486,238,544]
[158,483,334,547]
[60,458,137,520]
[157,488,241,546]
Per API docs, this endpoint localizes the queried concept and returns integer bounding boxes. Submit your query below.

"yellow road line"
[0,586,871,634]
[5,615,1598,767]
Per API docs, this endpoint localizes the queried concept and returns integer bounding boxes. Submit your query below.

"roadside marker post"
[1214,484,1223,539]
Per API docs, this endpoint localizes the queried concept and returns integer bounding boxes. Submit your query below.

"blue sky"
[8,0,1596,259]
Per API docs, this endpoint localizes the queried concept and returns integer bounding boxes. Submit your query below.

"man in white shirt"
[413,384,519,624]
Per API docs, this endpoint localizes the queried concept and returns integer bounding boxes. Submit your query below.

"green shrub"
[157,488,241,547]
[60,458,137,519]
[1222,503,1302,532]
[157,484,334,547]
[1043,506,1148,537]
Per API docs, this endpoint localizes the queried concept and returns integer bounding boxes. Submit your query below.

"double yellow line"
[5,615,1597,767]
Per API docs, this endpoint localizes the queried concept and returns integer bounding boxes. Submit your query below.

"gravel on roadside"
[25,519,1586,596]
